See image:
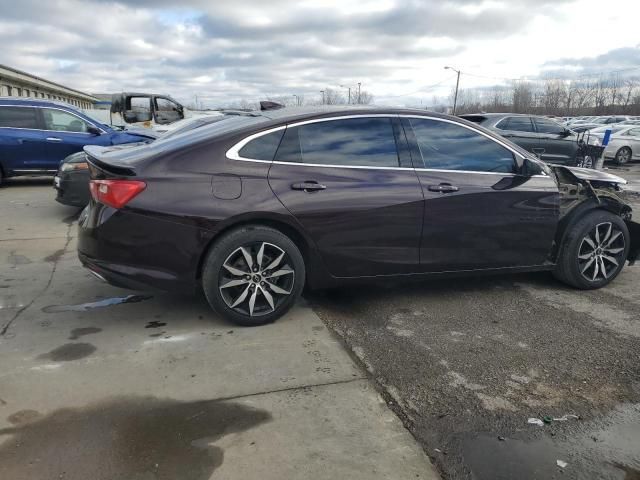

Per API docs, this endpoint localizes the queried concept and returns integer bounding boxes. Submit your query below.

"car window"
[238,129,285,160]
[275,117,399,167]
[0,106,39,129]
[128,96,151,113]
[627,128,640,137]
[503,116,534,132]
[42,108,90,133]
[409,118,516,173]
[155,98,180,112]
[534,117,565,135]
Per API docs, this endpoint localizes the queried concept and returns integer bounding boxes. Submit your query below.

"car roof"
[0,96,82,111]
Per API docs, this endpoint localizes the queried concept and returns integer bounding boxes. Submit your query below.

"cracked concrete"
[0,178,439,480]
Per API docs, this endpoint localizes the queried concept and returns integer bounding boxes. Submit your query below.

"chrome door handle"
[428,184,459,193]
[46,137,62,142]
[291,181,327,192]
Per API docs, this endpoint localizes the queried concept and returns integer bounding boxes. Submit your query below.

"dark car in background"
[54,114,226,206]
[460,113,580,165]
[0,98,155,185]
[78,107,639,326]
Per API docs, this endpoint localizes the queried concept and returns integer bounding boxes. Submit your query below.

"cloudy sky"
[0,0,638,107]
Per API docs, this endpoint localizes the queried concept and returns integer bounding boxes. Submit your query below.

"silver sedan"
[599,126,640,165]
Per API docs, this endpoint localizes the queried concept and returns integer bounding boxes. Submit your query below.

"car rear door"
[40,107,110,170]
[533,117,577,165]
[402,116,559,271]
[268,115,424,277]
[0,105,47,174]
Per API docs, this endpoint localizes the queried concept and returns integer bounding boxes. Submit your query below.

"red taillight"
[89,179,146,209]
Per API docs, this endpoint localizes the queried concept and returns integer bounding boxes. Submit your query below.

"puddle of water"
[68,327,102,340]
[0,396,271,480]
[43,295,152,313]
[463,404,640,480]
[37,343,96,362]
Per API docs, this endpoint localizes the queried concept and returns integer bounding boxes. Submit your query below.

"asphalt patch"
[0,396,271,480]
[37,343,96,361]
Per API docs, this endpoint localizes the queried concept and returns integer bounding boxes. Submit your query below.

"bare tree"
[512,81,533,113]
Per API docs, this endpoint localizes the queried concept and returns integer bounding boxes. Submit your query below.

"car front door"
[494,116,543,157]
[533,117,577,165]
[268,116,424,277]
[403,116,559,271]
[154,97,184,125]
[40,108,109,169]
[0,105,48,174]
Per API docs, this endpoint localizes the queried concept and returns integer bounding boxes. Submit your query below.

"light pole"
[444,66,461,115]
[357,82,361,104]
[320,90,325,105]
[293,94,300,106]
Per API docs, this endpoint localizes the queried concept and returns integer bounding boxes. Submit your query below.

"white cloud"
[0,0,638,107]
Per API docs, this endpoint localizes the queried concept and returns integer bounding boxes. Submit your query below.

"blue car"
[0,98,154,185]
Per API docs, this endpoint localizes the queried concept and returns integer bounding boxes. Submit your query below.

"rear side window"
[534,117,565,134]
[238,129,284,161]
[499,116,534,132]
[409,118,516,173]
[0,107,39,129]
[275,117,399,167]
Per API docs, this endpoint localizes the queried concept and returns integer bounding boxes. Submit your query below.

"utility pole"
[357,82,361,104]
[444,66,461,115]
[320,90,325,105]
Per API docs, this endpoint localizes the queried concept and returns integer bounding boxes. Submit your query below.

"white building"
[0,64,97,109]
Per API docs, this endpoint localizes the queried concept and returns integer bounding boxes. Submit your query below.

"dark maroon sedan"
[78,107,639,326]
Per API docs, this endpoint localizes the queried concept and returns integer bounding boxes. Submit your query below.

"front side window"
[155,98,180,112]
[275,117,399,167]
[534,117,565,135]
[42,109,90,133]
[0,107,39,129]
[409,118,516,173]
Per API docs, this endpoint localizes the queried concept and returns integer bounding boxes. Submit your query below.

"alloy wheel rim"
[577,222,625,282]
[618,149,630,162]
[219,242,295,317]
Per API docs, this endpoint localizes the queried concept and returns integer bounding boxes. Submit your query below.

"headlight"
[61,162,89,172]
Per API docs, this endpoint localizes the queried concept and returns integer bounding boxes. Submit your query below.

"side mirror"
[524,157,544,176]
[560,129,572,137]
[87,125,101,135]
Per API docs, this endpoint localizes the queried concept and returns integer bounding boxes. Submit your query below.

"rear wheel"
[554,211,629,289]
[614,147,631,165]
[202,226,305,326]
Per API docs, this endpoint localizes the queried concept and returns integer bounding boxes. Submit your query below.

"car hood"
[552,165,627,184]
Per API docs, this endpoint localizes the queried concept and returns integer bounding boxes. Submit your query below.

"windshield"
[589,126,627,135]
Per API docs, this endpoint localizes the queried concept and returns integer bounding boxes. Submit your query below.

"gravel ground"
[307,162,640,480]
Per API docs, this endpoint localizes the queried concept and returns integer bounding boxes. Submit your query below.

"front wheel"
[614,147,631,165]
[202,226,305,326]
[554,211,629,289]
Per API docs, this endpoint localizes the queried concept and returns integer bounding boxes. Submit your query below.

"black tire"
[614,147,631,165]
[202,225,305,326]
[0,166,4,187]
[554,210,629,289]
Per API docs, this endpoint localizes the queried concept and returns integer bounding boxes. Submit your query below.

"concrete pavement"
[0,178,439,480]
